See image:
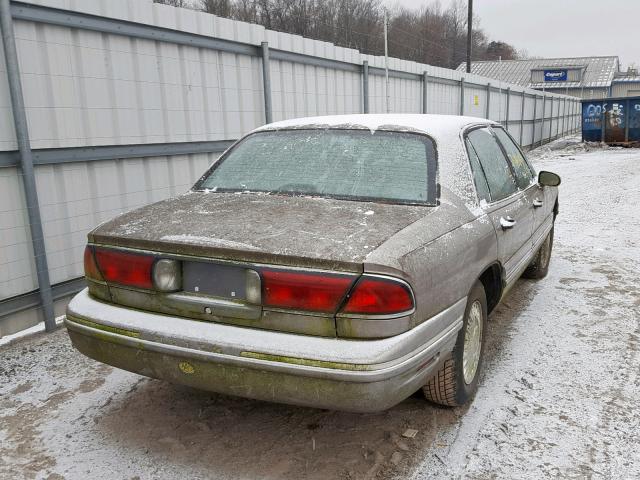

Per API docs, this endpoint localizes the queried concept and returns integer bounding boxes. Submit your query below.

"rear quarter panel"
[365,192,498,328]
[400,215,497,327]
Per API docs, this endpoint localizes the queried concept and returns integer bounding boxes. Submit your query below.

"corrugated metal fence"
[0,0,581,337]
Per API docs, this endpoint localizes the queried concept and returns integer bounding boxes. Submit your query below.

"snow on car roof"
[256,114,496,142]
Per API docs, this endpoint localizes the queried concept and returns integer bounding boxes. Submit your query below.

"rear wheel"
[423,281,487,406]
[523,225,554,279]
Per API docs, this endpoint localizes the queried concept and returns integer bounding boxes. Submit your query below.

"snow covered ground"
[1,136,639,479]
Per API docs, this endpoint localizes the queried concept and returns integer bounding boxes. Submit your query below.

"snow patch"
[160,235,260,251]
[256,114,496,137]
[0,315,65,347]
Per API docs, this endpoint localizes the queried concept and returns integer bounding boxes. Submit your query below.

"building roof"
[612,76,640,83]
[457,56,620,89]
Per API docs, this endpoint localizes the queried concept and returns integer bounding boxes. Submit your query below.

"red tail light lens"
[340,276,414,315]
[262,270,356,313]
[93,248,155,290]
[83,246,104,281]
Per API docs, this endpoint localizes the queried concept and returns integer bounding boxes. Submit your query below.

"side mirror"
[538,171,561,187]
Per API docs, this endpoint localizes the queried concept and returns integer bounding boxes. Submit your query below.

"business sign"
[543,69,568,82]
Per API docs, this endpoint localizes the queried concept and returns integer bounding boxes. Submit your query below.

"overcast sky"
[385,0,639,69]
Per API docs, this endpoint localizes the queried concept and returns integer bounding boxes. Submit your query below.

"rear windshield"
[195,129,437,205]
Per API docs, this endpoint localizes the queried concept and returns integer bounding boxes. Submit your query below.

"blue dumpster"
[582,96,640,144]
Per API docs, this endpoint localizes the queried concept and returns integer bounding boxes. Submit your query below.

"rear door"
[465,127,535,286]
[491,127,551,251]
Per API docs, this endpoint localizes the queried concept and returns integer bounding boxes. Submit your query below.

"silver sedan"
[65,114,560,412]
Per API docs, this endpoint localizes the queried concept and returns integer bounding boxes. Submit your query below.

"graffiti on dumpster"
[583,103,603,131]
[608,103,624,128]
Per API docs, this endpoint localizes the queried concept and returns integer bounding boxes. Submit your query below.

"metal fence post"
[0,0,55,332]
[261,41,273,124]
[562,98,567,137]
[422,71,428,114]
[576,100,580,133]
[505,87,511,131]
[485,82,491,119]
[571,100,574,133]
[578,100,581,133]
[556,99,560,138]
[540,94,551,145]
[552,97,556,139]
[551,98,555,139]
[531,95,538,147]
[519,92,525,145]
[460,77,465,115]
[362,61,369,114]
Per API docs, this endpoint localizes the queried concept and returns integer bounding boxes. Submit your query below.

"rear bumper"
[65,289,464,412]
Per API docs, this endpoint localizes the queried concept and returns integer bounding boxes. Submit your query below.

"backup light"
[153,259,182,292]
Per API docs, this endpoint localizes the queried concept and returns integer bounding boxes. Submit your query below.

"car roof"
[256,114,498,143]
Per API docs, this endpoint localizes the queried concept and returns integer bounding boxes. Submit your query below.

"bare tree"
[485,41,518,61]
[201,0,233,16]
[154,0,192,7]
[155,0,520,69]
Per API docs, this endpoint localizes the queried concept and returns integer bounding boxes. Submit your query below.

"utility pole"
[498,55,503,123]
[384,10,390,113]
[466,0,473,73]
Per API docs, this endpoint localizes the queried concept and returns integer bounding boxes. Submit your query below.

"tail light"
[339,276,414,315]
[93,247,155,290]
[261,270,356,313]
[261,269,414,317]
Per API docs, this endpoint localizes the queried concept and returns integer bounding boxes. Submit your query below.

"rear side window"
[464,137,491,203]
[493,127,535,189]
[466,128,518,202]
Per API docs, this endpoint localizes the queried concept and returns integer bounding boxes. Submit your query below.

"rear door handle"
[533,199,544,208]
[500,216,517,229]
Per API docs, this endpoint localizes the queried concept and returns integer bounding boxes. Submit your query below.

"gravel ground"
[2,137,639,480]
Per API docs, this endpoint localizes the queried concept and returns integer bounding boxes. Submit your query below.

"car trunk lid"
[90,191,432,272]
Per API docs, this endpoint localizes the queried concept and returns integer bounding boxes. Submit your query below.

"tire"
[523,225,554,280]
[423,281,487,407]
